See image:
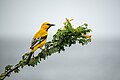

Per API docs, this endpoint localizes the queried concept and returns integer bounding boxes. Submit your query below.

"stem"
[2,66,20,80]
[26,52,33,64]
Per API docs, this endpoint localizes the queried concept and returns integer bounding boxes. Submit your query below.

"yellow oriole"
[26,22,55,64]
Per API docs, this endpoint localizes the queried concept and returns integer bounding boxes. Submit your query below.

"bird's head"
[41,22,55,31]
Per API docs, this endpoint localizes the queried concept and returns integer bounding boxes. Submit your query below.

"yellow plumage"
[30,28,48,52]
[26,22,55,64]
[30,22,55,52]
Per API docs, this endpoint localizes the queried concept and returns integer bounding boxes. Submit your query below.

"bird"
[26,22,55,64]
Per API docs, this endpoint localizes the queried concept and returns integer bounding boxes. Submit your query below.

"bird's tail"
[26,51,34,64]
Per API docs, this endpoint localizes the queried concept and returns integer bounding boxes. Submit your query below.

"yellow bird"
[26,22,55,64]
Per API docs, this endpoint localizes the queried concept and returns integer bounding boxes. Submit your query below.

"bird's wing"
[30,35,47,49]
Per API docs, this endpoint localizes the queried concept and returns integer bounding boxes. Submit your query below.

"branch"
[0,18,92,80]
[1,66,19,80]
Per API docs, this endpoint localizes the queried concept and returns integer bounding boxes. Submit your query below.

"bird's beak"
[47,23,55,27]
[49,24,55,27]
[47,24,55,30]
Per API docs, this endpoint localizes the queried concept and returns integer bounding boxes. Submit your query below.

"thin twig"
[2,66,19,80]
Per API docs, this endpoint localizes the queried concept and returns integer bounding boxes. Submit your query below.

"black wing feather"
[30,35,47,49]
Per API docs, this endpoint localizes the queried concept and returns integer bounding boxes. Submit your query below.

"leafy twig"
[0,18,92,80]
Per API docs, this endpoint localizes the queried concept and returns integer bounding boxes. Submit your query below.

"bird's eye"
[47,24,51,26]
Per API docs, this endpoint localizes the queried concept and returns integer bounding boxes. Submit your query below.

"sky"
[0,0,120,80]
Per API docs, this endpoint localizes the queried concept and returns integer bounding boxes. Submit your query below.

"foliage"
[0,18,92,80]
